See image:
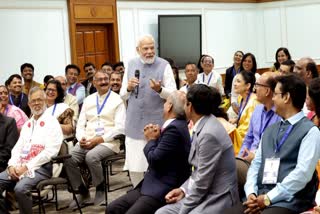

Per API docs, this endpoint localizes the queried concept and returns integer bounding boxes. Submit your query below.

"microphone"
[134,70,140,98]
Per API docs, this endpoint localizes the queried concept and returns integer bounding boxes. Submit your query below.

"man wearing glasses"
[238,72,281,162]
[227,74,320,214]
[64,70,126,208]
[0,87,62,214]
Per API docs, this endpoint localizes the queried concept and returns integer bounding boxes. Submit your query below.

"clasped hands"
[144,124,160,141]
[127,77,162,93]
[243,194,267,214]
[79,136,103,149]
[7,165,28,180]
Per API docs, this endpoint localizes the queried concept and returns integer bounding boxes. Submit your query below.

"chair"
[32,138,83,214]
[102,134,133,205]
[235,157,250,202]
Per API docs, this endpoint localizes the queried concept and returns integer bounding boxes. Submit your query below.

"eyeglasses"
[46,88,57,93]
[254,83,270,88]
[29,98,45,104]
[95,77,109,83]
[273,92,284,97]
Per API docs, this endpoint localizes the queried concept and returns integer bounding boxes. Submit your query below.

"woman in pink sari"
[0,85,28,132]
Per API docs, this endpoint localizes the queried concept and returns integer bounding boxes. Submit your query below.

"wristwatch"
[264,194,271,206]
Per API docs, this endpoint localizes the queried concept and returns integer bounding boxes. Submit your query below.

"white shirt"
[76,90,126,153]
[8,113,63,177]
[197,71,224,95]
[179,80,202,94]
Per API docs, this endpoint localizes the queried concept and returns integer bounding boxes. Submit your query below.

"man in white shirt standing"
[65,70,126,208]
[120,34,176,187]
[0,87,63,214]
[197,55,224,96]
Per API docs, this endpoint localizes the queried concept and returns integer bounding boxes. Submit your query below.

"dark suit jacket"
[225,66,237,97]
[0,114,19,170]
[81,79,96,95]
[140,119,191,202]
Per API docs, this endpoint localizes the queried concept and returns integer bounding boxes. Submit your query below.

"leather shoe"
[94,189,105,206]
[69,192,92,210]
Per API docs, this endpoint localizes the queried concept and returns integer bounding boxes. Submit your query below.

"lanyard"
[275,124,293,153]
[96,90,111,116]
[51,104,57,116]
[202,72,213,85]
[237,92,251,126]
[259,110,274,138]
[9,93,23,108]
[4,106,9,116]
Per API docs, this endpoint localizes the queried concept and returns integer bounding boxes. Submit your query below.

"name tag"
[20,143,32,159]
[262,158,280,184]
[95,120,104,136]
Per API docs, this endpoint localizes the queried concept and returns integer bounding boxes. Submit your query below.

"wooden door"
[76,24,113,80]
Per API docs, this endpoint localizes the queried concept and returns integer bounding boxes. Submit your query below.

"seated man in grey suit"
[156,84,239,214]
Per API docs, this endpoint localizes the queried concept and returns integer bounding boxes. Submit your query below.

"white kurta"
[8,113,63,177]
[76,90,126,153]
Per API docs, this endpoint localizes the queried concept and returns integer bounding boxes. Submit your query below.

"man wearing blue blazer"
[106,90,191,214]
[156,84,239,214]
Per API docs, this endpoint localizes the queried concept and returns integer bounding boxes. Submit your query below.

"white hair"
[136,34,155,48]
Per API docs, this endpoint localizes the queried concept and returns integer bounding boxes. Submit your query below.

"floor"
[11,160,132,214]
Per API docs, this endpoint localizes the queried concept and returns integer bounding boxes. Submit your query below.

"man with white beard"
[0,87,63,214]
[120,34,176,186]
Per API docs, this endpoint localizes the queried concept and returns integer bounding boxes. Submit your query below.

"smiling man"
[65,64,86,106]
[120,34,176,187]
[64,70,126,208]
[110,71,123,94]
[20,63,44,96]
[0,87,62,214]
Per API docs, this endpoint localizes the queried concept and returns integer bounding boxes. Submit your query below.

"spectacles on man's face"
[29,98,45,104]
[254,83,270,88]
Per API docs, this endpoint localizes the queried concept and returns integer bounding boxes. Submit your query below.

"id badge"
[95,120,104,136]
[21,143,32,158]
[262,158,280,184]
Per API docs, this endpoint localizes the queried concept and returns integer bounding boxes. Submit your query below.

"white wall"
[0,0,319,84]
[117,0,320,74]
[0,0,71,84]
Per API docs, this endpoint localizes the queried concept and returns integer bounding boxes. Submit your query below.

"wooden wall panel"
[95,30,106,52]
[74,5,113,19]
[76,32,84,55]
[96,54,107,68]
[84,31,95,53]
[68,0,120,79]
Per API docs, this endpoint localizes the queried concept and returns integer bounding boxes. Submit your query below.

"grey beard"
[31,105,47,116]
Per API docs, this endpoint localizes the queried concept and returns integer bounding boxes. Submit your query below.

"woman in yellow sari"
[230,71,259,154]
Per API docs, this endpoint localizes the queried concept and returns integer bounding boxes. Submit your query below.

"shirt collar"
[162,118,176,129]
[192,116,205,133]
[281,111,304,125]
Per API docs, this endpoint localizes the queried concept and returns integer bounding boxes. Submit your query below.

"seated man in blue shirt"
[238,72,281,162]
[226,74,320,214]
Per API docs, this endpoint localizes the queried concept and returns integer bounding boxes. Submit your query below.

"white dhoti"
[123,136,149,172]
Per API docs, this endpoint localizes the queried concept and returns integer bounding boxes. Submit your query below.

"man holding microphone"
[120,34,176,186]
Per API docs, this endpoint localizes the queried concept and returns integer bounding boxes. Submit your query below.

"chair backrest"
[114,134,126,152]
[235,157,250,201]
